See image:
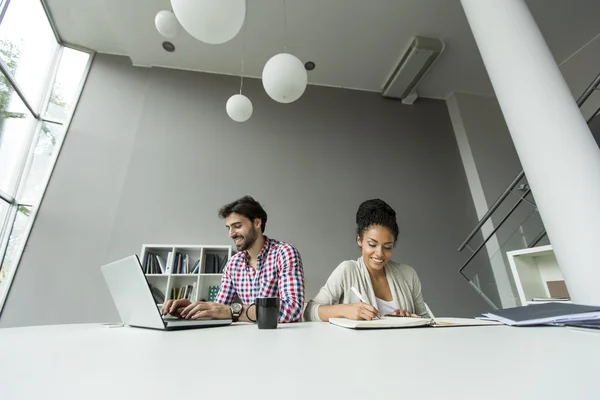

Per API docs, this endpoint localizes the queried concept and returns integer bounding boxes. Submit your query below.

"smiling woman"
[303,199,430,322]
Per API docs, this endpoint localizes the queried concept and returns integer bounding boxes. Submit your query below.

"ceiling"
[46,0,600,100]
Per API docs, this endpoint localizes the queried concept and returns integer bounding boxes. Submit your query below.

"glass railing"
[458,71,600,309]
[458,173,548,309]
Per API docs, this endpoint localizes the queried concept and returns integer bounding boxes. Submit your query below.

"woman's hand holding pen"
[342,302,380,320]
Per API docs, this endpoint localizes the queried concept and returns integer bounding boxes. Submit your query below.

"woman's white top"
[375,297,396,316]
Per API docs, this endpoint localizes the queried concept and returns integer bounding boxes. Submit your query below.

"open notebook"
[329,316,502,329]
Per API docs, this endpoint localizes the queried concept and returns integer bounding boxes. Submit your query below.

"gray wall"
[449,94,522,207]
[448,94,538,246]
[0,54,489,327]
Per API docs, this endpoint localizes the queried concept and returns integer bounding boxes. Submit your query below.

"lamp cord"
[283,0,287,52]
[240,0,248,94]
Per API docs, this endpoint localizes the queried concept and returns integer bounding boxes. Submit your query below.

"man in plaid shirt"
[162,196,305,323]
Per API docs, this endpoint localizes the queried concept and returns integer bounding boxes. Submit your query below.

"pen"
[351,286,380,319]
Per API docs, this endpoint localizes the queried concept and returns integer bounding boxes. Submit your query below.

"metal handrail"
[457,170,525,251]
[577,71,600,108]
[458,188,531,274]
[527,229,547,248]
[586,104,600,124]
[458,71,600,254]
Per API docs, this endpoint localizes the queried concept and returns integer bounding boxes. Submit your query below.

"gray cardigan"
[304,257,429,321]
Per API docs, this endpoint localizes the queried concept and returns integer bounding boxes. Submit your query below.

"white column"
[460,0,600,305]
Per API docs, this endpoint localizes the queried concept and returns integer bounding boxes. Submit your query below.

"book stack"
[170,283,197,301]
[144,253,167,274]
[173,252,191,274]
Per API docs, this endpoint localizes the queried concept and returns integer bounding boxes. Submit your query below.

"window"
[0,0,58,109]
[0,75,37,195]
[0,0,91,310]
[0,205,30,286]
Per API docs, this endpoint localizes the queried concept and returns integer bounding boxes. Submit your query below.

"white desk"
[0,322,598,399]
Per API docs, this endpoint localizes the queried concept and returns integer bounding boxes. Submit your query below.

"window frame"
[0,0,95,313]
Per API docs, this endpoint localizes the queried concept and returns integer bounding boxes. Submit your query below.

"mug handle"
[246,303,257,322]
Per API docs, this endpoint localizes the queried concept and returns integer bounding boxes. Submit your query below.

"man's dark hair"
[355,199,399,243]
[218,196,268,233]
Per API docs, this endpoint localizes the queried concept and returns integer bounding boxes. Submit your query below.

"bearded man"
[162,196,305,323]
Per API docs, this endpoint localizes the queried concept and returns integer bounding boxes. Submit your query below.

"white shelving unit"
[506,245,571,306]
[140,244,233,307]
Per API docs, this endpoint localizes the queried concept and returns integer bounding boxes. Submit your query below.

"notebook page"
[329,316,433,329]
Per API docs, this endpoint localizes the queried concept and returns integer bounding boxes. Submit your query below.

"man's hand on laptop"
[161,299,191,317]
[161,299,231,320]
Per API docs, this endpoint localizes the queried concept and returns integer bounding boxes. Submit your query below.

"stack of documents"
[562,319,600,330]
[481,302,600,327]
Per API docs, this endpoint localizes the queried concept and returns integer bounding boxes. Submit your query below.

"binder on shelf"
[144,253,166,274]
[143,254,150,273]
[204,254,216,274]
[191,259,201,274]
[183,254,189,273]
[173,252,186,274]
[165,252,173,274]
[205,253,224,274]
[156,255,166,274]
[218,255,228,273]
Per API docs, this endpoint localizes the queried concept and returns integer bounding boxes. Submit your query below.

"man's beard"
[234,226,259,251]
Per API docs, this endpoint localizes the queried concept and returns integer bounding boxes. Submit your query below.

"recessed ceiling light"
[162,41,176,52]
[304,61,315,71]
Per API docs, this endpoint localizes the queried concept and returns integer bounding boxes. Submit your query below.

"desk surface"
[1,322,598,399]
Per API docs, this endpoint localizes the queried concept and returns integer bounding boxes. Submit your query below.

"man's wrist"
[229,302,243,322]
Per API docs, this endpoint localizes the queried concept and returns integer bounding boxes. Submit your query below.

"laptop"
[101,255,232,330]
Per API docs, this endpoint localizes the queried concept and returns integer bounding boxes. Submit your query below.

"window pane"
[45,48,90,121]
[18,121,65,203]
[0,73,37,196]
[0,204,30,287]
[0,0,59,109]
[0,198,8,235]
[0,199,9,283]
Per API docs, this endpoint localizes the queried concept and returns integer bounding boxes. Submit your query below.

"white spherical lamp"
[226,94,253,122]
[155,10,179,39]
[171,0,246,44]
[262,53,308,103]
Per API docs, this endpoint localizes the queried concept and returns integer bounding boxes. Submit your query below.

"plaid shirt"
[215,237,305,323]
